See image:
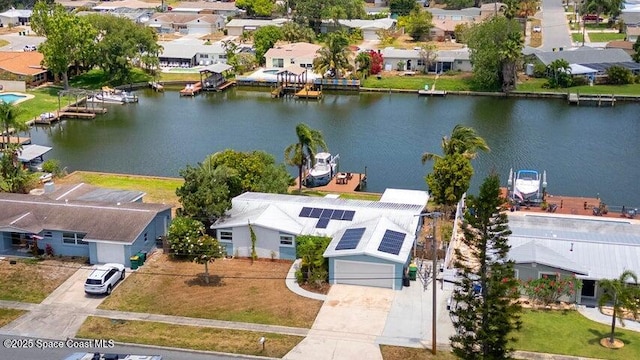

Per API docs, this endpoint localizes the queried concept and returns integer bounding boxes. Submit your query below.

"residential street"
[540,0,573,51]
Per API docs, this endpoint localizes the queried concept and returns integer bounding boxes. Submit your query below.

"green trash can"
[130,255,140,270]
[137,252,145,265]
[409,263,418,281]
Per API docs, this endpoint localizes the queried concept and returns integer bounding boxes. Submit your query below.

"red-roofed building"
[0,51,48,87]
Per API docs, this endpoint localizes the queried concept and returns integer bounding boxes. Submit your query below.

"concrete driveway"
[284,284,394,360]
[2,267,123,339]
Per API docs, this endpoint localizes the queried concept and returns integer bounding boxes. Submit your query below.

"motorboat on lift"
[88,87,138,104]
[306,152,339,187]
[508,168,547,204]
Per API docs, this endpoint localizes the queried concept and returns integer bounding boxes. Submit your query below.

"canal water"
[26,88,640,208]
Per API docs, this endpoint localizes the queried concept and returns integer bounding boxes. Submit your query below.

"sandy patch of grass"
[380,345,456,360]
[55,171,182,209]
[78,317,302,358]
[0,308,27,327]
[100,255,322,328]
[0,258,82,303]
[530,19,542,48]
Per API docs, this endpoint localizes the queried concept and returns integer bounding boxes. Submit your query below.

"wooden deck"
[180,82,202,96]
[291,172,367,194]
[295,85,322,99]
[500,187,625,218]
[66,106,107,114]
[418,89,447,97]
[0,136,30,145]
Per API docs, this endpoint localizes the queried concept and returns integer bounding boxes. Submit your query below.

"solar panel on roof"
[331,209,345,220]
[342,210,355,221]
[316,217,330,229]
[335,228,366,250]
[310,208,323,218]
[299,207,312,217]
[378,230,406,255]
[320,209,334,218]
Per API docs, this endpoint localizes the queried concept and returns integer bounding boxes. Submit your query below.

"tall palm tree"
[284,123,328,191]
[598,270,640,345]
[313,31,353,79]
[0,101,25,149]
[421,124,490,164]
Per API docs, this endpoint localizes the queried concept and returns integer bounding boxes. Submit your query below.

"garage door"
[96,242,125,264]
[333,259,395,289]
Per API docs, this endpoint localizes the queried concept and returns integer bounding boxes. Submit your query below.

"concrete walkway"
[285,259,327,301]
[578,305,640,332]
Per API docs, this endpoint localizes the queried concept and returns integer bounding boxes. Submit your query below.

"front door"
[581,279,596,298]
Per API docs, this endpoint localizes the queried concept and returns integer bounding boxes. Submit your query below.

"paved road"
[0,335,265,360]
[0,31,45,52]
[540,0,573,51]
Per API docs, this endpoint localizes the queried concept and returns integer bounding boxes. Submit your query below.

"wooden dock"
[0,136,30,145]
[149,81,164,92]
[295,85,322,99]
[216,80,236,91]
[66,106,107,114]
[180,82,202,96]
[291,172,367,194]
[60,112,96,119]
[568,93,615,106]
[271,85,284,98]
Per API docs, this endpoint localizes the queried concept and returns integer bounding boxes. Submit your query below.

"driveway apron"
[2,267,113,340]
[284,284,394,360]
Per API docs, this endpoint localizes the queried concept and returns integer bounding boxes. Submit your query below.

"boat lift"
[507,168,547,205]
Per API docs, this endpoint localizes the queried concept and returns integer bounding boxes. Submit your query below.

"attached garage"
[96,242,126,264]
[333,259,396,289]
[324,217,415,290]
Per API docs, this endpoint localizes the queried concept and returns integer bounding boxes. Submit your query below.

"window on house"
[437,15,446,20]
[291,58,295,64]
[451,15,462,21]
[144,233,148,243]
[417,59,424,66]
[273,58,284,67]
[218,229,233,242]
[280,234,294,246]
[219,54,227,59]
[63,232,87,245]
[43,231,53,238]
[538,272,558,281]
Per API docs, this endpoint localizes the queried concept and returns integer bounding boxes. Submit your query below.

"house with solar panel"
[210,189,429,290]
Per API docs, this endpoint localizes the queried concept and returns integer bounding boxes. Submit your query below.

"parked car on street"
[582,14,603,22]
[84,263,125,295]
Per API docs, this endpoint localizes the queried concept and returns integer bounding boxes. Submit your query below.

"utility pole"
[416,212,442,355]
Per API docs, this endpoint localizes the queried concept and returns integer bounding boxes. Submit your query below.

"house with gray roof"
[379,47,471,73]
[530,48,640,76]
[0,192,171,267]
[158,39,227,67]
[225,18,289,37]
[149,13,225,35]
[508,213,640,304]
[211,189,428,290]
[321,18,397,41]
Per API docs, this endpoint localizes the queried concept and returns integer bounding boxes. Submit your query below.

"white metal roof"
[159,40,225,59]
[18,144,52,162]
[323,217,414,263]
[508,214,640,280]
[569,64,598,75]
[212,191,424,244]
[509,241,589,274]
[200,63,232,74]
[379,188,429,207]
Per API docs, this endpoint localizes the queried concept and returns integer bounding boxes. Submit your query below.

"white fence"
[443,193,466,269]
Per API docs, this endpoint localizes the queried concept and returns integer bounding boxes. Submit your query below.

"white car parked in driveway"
[84,263,125,295]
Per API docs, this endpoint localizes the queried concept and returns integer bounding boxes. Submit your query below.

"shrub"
[533,63,547,78]
[521,274,582,307]
[45,243,54,257]
[42,159,63,176]
[607,65,633,85]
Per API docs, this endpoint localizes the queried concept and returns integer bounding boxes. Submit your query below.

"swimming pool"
[0,93,27,104]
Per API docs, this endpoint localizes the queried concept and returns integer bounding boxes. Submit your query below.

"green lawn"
[572,33,584,42]
[585,23,611,30]
[514,309,640,359]
[361,74,474,91]
[516,77,640,95]
[69,68,153,89]
[588,32,625,42]
[0,308,26,327]
[77,317,303,358]
[18,87,62,123]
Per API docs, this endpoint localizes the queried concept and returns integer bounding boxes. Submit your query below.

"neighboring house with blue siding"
[0,190,171,268]
[211,189,428,289]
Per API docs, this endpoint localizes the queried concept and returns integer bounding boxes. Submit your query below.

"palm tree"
[284,123,328,191]
[313,31,353,79]
[598,270,640,346]
[421,124,490,164]
[0,101,25,149]
[355,52,371,79]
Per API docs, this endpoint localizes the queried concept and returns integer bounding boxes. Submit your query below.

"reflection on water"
[25,88,640,207]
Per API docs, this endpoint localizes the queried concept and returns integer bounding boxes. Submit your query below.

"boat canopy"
[18,144,52,162]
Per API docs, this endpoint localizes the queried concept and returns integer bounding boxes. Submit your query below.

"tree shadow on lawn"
[587,328,631,347]
[184,274,224,287]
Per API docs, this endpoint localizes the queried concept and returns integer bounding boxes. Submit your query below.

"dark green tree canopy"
[389,0,419,16]
[236,0,275,17]
[292,0,365,33]
[253,25,283,65]
[450,173,522,359]
[177,149,292,225]
[425,152,473,211]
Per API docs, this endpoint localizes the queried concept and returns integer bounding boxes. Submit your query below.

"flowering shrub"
[521,273,582,307]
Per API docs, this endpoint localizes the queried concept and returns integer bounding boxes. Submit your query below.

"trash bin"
[403,276,410,287]
[137,252,145,265]
[409,263,418,281]
[130,255,139,270]
[140,251,148,264]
